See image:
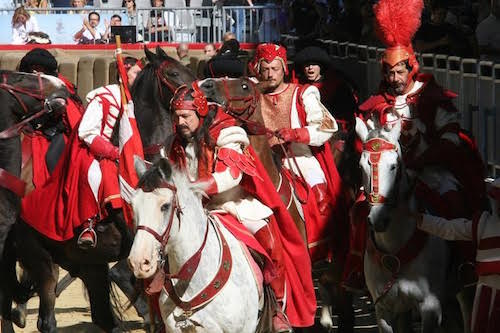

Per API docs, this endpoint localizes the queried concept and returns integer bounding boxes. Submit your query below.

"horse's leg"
[394,311,413,333]
[10,268,32,329]
[78,263,117,333]
[336,287,355,333]
[419,294,442,333]
[0,234,18,333]
[375,305,394,333]
[456,286,474,333]
[109,259,151,321]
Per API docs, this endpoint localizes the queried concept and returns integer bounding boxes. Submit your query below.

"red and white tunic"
[419,212,500,333]
[78,84,122,208]
[260,83,337,187]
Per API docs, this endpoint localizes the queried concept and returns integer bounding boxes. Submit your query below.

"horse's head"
[128,157,206,279]
[356,117,403,231]
[196,77,259,120]
[145,46,196,92]
[0,71,69,135]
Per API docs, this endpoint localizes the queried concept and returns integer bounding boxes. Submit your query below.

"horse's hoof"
[37,317,57,333]
[11,308,26,328]
[319,306,334,328]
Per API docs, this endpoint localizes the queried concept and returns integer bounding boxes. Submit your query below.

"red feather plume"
[374,0,424,47]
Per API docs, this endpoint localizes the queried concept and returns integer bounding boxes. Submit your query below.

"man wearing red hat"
[250,43,347,266]
[415,178,500,333]
[357,0,485,216]
[348,0,485,291]
[168,83,316,332]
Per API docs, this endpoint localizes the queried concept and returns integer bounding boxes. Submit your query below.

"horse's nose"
[127,256,152,274]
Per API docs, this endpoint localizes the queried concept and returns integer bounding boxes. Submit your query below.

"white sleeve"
[212,127,248,193]
[30,16,39,32]
[419,214,473,241]
[11,27,23,45]
[301,85,338,146]
[78,97,104,146]
[434,107,460,145]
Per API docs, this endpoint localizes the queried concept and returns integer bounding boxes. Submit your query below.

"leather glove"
[89,135,119,161]
[277,128,310,144]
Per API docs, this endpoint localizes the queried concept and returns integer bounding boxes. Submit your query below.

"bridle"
[0,73,64,139]
[218,79,258,119]
[363,137,399,205]
[136,181,184,261]
[156,60,187,99]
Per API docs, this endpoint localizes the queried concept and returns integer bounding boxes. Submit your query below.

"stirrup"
[77,216,98,248]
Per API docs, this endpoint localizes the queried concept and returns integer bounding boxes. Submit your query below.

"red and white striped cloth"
[118,100,144,227]
[471,283,500,333]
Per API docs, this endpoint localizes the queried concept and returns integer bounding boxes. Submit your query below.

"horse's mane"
[137,158,204,214]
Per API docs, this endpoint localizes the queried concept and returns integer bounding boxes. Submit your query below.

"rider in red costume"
[168,83,316,331]
[18,48,84,188]
[21,57,144,249]
[346,0,486,290]
[249,43,348,265]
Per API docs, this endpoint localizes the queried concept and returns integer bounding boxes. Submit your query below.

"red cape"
[21,124,99,241]
[242,145,316,327]
[296,88,350,265]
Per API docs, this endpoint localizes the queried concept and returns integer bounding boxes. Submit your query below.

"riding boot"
[311,183,331,216]
[253,226,292,333]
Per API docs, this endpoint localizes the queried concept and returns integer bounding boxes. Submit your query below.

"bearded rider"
[168,83,319,332]
[249,43,348,265]
[347,0,486,290]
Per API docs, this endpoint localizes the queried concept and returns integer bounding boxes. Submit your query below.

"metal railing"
[282,35,500,177]
[0,5,281,43]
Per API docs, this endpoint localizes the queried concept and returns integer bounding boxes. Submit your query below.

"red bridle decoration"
[363,138,397,204]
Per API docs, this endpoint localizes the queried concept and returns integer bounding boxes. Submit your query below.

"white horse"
[127,158,261,333]
[355,118,451,332]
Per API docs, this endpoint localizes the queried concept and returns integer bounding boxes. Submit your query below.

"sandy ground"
[13,268,149,333]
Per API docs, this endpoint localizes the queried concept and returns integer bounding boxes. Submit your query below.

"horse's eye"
[242,84,248,90]
[203,81,214,89]
[167,71,179,77]
[390,165,397,171]
[161,203,170,212]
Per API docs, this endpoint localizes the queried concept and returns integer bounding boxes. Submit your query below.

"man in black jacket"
[204,38,245,78]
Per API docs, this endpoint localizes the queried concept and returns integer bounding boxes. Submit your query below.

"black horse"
[0,71,69,332]
[131,46,196,162]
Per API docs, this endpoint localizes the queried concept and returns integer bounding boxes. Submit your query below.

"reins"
[137,179,233,328]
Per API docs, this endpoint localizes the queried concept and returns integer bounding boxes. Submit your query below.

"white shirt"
[82,25,106,41]
[12,16,39,45]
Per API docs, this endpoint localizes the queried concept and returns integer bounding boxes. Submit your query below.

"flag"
[118,100,144,227]
[115,36,143,227]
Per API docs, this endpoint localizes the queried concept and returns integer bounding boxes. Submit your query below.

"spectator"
[203,43,217,58]
[145,0,172,42]
[204,38,245,78]
[415,0,472,57]
[103,14,122,41]
[476,0,500,61]
[330,0,363,42]
[224,0,254,42]
[176,42,190,66]
[69,0,89,13]
[74,11,106,44]
[289,0,323,38]
[11,6,39,45]
[359,0,381,47]
[223,31,236,42]
[25,0,49,14]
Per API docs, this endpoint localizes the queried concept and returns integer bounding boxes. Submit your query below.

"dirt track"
[13,268,147,333]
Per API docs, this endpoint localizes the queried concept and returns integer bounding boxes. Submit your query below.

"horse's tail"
[255,285,276,333]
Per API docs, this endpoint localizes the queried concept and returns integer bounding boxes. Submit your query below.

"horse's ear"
[144,46,157,63]
[134,156,148,179]
[156,46,169,60]
[355,117,369,142]
[158,158,172,181]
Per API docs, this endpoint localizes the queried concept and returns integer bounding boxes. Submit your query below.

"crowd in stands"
[4,0,500,62]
